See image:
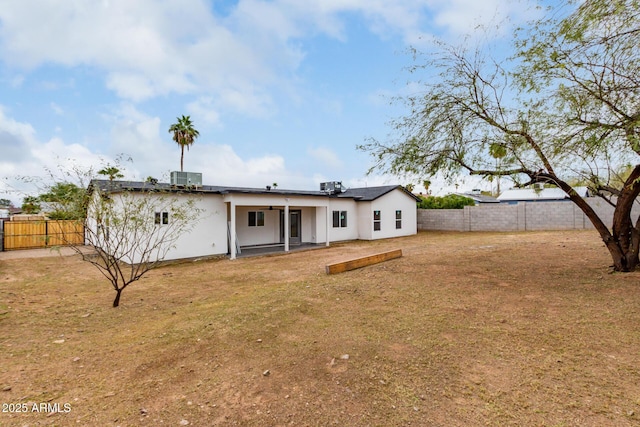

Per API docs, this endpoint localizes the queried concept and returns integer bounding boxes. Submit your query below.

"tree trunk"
[627,226,640,271]
[557,181,630,271]
[604,239,629,272]
[113,288,123,308]
[180,145,184,172]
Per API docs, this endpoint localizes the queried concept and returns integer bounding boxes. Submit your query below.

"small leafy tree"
[0,198,13,208]
[21,196,41,214]
[38,182,86,220]
[417,194,475,209]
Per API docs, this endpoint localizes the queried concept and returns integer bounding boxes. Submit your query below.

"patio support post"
[284,204,289,252]
[325,205,330,246]
[230,200,237,260]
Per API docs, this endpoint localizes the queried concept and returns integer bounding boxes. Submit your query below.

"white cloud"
[219,87,274,118]
[430,0,531,38]
[0,104,320,203]
[347,174,401,189]
[31,137,102,171]
[95,104,317,189]
[0,107,106,203]
[0,0,535,114]
[0,106,35,141]
[186,98,221,127]
[50,102,64,115]
[9,74,24,88]
[105,73,156,102]
[0,0,539,204]
[175,142,287,184]
[345,170,491,196]
[307,146,344,169]
[0,0,294,113]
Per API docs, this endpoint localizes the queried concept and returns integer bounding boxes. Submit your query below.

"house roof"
[8,207,22,215]
[497,186,590,202]
[339,185,421,202]
[89,180,420,202]
[457,192,499,203]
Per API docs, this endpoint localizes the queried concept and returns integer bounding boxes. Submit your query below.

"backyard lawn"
[1,230,639,426]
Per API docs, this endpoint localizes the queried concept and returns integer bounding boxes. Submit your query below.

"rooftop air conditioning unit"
[320,181,343,194]
[170,171,203,187]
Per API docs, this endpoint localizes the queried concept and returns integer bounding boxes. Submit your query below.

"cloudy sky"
[0,0,542,204]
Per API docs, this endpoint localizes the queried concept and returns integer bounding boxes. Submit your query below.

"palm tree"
[168,115,200,172]
[97,165,124,181]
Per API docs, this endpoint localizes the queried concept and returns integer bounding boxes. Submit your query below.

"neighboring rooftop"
[457,191,499,204]
[497,186,590,202]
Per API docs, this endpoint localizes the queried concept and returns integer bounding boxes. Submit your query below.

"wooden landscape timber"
[325,248,402,274]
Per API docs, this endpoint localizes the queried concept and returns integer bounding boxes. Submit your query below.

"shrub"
[417,194,475,209]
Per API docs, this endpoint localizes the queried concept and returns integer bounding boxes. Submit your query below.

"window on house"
[396,210,402,229]
[332,210,347,228]
[248,211,265,227]
[155,212,169,225]
[373,210,381,231]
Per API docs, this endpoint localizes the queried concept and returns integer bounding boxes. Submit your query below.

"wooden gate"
[2,220,84,251]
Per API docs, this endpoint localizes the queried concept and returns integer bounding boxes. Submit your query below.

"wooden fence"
[1,220,84,251]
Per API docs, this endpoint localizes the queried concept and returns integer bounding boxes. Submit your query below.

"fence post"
[463,206,471,231]
[0,219,3,252]
[517,202,527,231]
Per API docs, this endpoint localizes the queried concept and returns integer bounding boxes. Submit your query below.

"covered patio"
[223,190,331,260]
[236,242,327,258]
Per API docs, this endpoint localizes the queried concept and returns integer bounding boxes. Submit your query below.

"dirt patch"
[1,230,639,426]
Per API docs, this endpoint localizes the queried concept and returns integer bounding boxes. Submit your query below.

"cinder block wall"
[418,198,631,232]
[417,209,466,231]
[469,204,519,231]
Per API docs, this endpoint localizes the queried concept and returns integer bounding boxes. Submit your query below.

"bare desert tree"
[83,180,204,307]
[17,159,204,307]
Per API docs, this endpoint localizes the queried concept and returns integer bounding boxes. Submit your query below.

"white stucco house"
[89,179,419,261]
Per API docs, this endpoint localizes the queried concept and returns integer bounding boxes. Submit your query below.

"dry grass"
[1,230,640,426]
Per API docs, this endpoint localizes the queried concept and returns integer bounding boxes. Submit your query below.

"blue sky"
[0,0,542,205]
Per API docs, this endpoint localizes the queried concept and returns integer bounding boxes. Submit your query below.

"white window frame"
[248,211,265,227]
[155,211,169,225]
[332,210,347,228]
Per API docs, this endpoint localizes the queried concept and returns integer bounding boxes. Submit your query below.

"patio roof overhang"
[223,193,331,260]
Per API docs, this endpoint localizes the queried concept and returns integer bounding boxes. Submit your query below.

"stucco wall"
[418,198,629,232]
[361,190,418,240]
[327,199,360,242]
[236,207,280,246]
[300,206,318,243]
[97,192,228,263]
[171,194,228,259]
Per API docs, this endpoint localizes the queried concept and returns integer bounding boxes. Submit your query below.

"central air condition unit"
[170,171,203,187]
[320,181,343,194]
